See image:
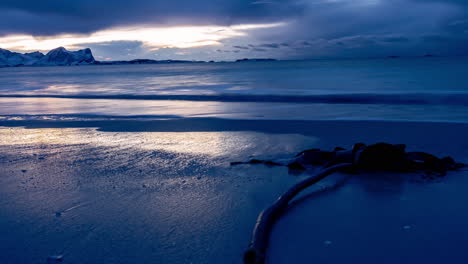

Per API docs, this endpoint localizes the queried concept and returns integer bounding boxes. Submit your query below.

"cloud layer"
[1,0,468,59]
[0,0,301,35]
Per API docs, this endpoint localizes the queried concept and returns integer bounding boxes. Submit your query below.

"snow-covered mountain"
[0,47,95,67]
[0,49,39,66]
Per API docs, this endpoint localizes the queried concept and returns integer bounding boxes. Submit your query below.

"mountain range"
[0,47,279,67]
[0,47,96,67]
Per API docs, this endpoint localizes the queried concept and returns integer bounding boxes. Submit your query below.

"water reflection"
[1,97,468,123]
[0,127,316,158]
[1,58,468,97]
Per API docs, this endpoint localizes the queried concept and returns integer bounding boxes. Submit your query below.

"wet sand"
[0,119,467,264]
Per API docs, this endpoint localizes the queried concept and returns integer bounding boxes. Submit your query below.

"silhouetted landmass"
[0,46,444,68]
[0,47,282,67]
[0,47,95,67]
[96,59,206,65]
[235,58,277,62]
[101,58,279,65]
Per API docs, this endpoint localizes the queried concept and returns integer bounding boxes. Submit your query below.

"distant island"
[0,47,279,68]
[235,58,277,62]
[1,46,440,68]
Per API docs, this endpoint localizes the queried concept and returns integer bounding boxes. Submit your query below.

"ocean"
[1,56,468,122]
[1,57,468,264]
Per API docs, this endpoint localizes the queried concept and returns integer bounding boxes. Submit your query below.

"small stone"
[55,212,62,217]
[197,176,202,180]
[21,170,27,173]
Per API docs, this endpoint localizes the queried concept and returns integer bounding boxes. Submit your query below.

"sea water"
[0,56,467,122]
[1,57,468,264]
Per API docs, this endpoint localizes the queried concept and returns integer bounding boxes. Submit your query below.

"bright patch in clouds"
[0,23,285,52]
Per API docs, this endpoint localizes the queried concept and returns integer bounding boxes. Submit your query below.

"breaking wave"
[1,92,468,106]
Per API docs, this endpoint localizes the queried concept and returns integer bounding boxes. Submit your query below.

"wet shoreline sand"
[0,119,467,263]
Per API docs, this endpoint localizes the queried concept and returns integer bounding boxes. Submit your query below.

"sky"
[1,0,468,61]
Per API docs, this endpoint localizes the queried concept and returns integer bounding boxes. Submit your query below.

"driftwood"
[244,163,352,264]
[238,143,466,264]
[232,143,465,176]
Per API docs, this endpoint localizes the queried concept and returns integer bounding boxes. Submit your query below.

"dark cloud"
[253,0,468,58]
[381,36,410,43]
[257,43,280,48]
[410,0,468,8]
[233,45,250,49]
[422,35,450,43]
[237,43,287,49]
[1,0,468,58]
[0,0,303,36]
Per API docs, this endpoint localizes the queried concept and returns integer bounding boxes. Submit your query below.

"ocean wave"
[0,114,183,121]
[1,93,468,106]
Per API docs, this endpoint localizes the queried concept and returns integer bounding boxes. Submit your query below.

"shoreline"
[1,117,468,133]
[1,119,467,264]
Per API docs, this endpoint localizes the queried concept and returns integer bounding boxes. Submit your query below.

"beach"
[3,0,468,262]
[1,59,468,263]
[1,118,467,264]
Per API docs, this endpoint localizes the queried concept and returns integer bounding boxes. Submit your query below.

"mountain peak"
[0,47,96,67]
[46,46,68,56]
[24,51,45,59]
[39,47,95,66]
[0,48,12,55]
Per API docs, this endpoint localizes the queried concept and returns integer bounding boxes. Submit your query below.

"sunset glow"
[0,23,285,52]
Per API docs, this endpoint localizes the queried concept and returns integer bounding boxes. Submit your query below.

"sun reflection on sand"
[0,127,315,158]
